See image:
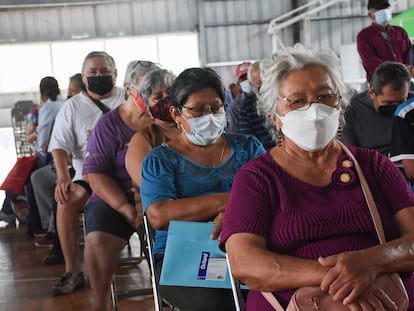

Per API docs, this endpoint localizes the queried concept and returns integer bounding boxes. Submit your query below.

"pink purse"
[261,142,409,311]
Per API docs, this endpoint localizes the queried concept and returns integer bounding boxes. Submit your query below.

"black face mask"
[87,76,114,95]
[378,104,398,118]
[149,97,174,122]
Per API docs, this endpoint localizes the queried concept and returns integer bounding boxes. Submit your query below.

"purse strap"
[261,292,284,311]
[337,141,386,244]
[260,141,387,310]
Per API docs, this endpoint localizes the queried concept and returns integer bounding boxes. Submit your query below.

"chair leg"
[110,229,154,310]
[111,278,119,311]
[137,223,152,273]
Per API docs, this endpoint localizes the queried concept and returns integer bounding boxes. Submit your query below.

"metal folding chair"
[226,254,247,311]
[10,100,37,157]
[143,215,176,311]
[110,224,153,311]
[143,215,162,311]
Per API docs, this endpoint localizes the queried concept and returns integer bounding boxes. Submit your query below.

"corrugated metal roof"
[0,0,414,108]
[2,0,413,61]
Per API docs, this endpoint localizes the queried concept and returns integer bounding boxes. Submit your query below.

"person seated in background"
[82,64,171,311]
[35,77,66,166]
[124,71,182,301]
[220,44,414,310]
[26,101,42,150]
[227,61,252,133]
[390,97,414,191]
[47,51,126,296]
[341,61,412,156]
[66,73,84,98]
[25,76,66,237]
[1,78,66,228]
[125,71,182,202]
[32,73,84,249]
[224,82,241,109]
[239,60,276,149]
[140,67,266,311]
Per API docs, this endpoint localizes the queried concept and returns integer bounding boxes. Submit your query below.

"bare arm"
[26,123,37,143]
[125,132,156,226]
[146,193,229,230]
[52,148,74,203]
[86,172,138,228]
[226,230,402,311]
[225,232,328,292]
[401,159,414,180]
[125,132,152,188]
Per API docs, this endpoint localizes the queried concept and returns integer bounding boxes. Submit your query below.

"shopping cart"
[11,100,37,157]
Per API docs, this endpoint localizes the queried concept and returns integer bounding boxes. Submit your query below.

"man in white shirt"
[48,51,125,296]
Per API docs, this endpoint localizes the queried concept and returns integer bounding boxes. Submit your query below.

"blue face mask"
[240,80,253,94]
[374,8,392,25]
[183,112,227,146]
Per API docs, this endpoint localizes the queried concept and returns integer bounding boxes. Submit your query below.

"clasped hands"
[319,251,398,311]
[117,202,142,229]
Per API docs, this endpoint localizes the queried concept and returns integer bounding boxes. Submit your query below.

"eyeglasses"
[278,93,341,111]
[181,104,225,117]
[131,60,155,70]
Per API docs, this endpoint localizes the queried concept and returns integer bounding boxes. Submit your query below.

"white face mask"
[374,8,392,25]
[277,103,339,152]
[183,112,227,146]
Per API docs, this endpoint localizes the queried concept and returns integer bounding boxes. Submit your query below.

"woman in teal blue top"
[140,67,265,311]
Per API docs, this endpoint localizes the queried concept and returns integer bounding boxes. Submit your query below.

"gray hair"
[138,69,176,106]
[123,60,160,87]
[82,51,116,71]
[259,44,350,115]
[247,59,273,83]
[247,61,260,83]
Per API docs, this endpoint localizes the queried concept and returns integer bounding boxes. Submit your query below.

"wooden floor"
[0,219,156,311]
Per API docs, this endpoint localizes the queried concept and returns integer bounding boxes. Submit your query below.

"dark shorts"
[84,198,135,241]
[73,180,92,196]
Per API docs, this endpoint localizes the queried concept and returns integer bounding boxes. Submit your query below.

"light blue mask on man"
[374,8,392,25]
[240,80,253,94]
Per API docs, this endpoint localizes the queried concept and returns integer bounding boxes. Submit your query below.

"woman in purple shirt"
[220,44,414,311]
[82,63,175,311]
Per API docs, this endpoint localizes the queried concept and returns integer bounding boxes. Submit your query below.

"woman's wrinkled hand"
[210,211,224,240]
[346,287,398,311]
[319,251,379,305]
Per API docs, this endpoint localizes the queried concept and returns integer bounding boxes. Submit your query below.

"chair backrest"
[226,254,246,311]
[143,215,161,311]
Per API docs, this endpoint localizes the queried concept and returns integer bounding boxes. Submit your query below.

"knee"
[30,169,40,184]
[85,231,104,249]
[57,190,88,214]
[85,231,127,253]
